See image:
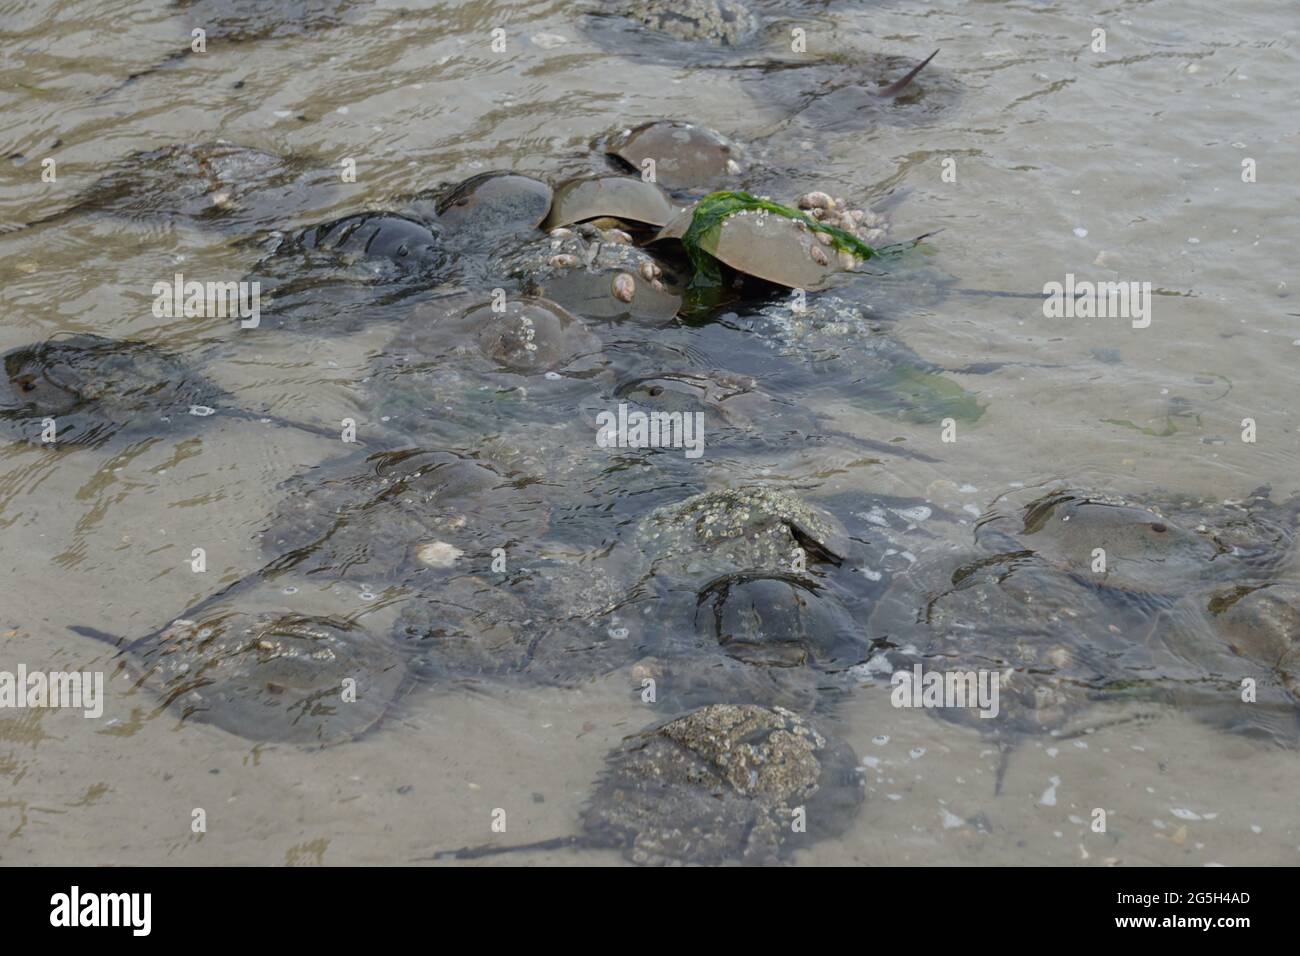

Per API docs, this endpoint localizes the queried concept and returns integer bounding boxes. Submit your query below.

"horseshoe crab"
[386,296,604,375]
[655,191,886,291]
[1206,582,1300,704]
[287,212,446,273]
[417,171,553,238]
[695,571,866,669]
[245,212,449,332]
[187,437,645,693]
[434,703,863,865]
[631,488,877,680]
[623,648,830,715]
[106,0,355,91]
[542,175,676,231]
[1149,582,1300,742]
[605,121,744,192]
[257,447,552,584]
[613,370,763,421]
[719,291,993,425]
[741,49,951,133]
[71,609,408,747]
[975,484,1298,600]
[620,0,758,45]
[635,486,852,585]
[0,334,335,447]
[866,483,1300,786]
[1,142,334,236]
[603,369,832,451]
[394,553,648,686]
[503,224,683,323]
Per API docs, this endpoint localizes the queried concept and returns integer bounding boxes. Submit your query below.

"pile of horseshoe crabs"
[10,0,1295,865]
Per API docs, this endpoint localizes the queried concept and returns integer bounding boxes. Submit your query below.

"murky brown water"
[2,0,1298,865]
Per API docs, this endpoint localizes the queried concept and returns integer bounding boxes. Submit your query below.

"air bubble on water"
[282,586,298,595]
[872,734,890,746]
[361,591,376,601]
[1073,227,1088,238]
[189,405,215,417]
[544,371,562,380]
[607,625,629,640]
[910,747,926,760]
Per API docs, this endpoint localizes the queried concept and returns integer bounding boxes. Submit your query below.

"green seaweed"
[856,365,985,424]
[1102,417,1178,437]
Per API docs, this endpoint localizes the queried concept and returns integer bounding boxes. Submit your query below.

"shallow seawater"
[1,0,1297,865]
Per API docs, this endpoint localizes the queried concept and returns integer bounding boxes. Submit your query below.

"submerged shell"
[583,703,862,865]
[543,176,675,230]
[115,611,408,746]
[434,171,553,235]
[607,121,741,191]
